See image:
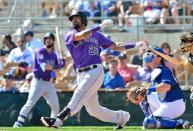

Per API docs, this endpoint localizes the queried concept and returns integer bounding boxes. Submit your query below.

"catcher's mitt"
[180,32,193,53]
[127,87,147,104]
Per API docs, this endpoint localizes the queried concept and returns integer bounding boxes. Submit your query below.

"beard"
[72,23,81,30]
[46,44,54,49]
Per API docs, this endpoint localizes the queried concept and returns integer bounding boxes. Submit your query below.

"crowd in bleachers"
[0,0,192,93]
[39,0,193,26]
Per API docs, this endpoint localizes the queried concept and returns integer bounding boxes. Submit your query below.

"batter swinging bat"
[147,46,183,66]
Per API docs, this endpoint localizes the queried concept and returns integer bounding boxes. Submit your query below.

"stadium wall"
[0,91,192,126]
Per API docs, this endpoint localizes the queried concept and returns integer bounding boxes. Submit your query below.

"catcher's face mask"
[180,32,193,53]
[143,51,155,66]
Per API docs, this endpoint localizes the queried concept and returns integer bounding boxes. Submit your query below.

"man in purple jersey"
[41,11,142,130]
[13,33,65,127]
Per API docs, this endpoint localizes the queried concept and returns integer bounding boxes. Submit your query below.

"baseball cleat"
[182,120,191,129]
[13,121,23,127]
[41,117,56,127]
[114,124,124,130]
[51,118,63,128]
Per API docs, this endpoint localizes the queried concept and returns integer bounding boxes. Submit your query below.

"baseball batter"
[41,11,141,129]
[135,46,188,129]
[13,33,65,127]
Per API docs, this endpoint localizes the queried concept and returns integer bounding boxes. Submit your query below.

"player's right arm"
[73,20,114,41]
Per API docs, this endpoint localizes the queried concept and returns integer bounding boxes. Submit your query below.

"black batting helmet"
[43,32,55,44]
[69,11,87,26]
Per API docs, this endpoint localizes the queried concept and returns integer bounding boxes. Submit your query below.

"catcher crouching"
[127,47,192,129]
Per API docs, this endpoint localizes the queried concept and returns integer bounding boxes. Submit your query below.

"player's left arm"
[110,42,136,51]
[98,33,143,51]
[150,83,171,93]
[147,68,175,94]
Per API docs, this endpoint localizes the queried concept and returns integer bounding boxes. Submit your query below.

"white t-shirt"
[6,47,33,66]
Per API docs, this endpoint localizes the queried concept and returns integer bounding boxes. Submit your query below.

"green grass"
[0,126,191,131]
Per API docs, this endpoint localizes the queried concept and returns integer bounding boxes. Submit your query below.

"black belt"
[35,76,51,82]
[77,65,98,73]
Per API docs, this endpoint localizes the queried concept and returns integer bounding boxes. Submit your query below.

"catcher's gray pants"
[16,77,59,123]
[67,64,130,125]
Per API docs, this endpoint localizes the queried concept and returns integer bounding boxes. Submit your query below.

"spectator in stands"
[160,42,171,56]
[130,41,149,66]
[117,53,137,84]
[6,36,33,66]
[0,34,17,56]
[117,0,133,27]
[0,72,18,93]
[19,73,33,93]
[24,30,44,52]
[87,0,101,24]
[141,0,163,24]
[41,2,49,17]
[70,0,89,16]
[49,2,61,18]
[161,0,192,24]
[160,42,175,73]
[57,63,78,90]
[100,49,112,73]
[134,65,152,83]
[12,62,29,81]
[102,59,125,89]
[101,0,117,17]
[69,0,101,24]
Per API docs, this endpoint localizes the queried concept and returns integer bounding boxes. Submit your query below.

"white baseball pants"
[18,78,59,119]
[67,64,130,125]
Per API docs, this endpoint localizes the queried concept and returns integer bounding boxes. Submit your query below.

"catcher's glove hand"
[180,32,193,53]
[127,87,147,104]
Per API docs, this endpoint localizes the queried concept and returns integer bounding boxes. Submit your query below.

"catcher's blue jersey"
[152,65,184,102]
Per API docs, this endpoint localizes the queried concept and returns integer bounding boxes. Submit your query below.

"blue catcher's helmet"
[143,51,155,64]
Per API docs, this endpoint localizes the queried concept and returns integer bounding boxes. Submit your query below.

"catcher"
[180,32,193,105]
[127,48,191,129]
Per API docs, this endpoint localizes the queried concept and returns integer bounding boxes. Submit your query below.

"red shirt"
[117,65,135,83]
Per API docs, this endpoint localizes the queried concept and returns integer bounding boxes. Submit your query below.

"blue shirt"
[102,72,125,89]
[152,65,184,102]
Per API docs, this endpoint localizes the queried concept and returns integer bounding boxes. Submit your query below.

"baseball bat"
[55,26,63,57]
[147,47,183,66]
